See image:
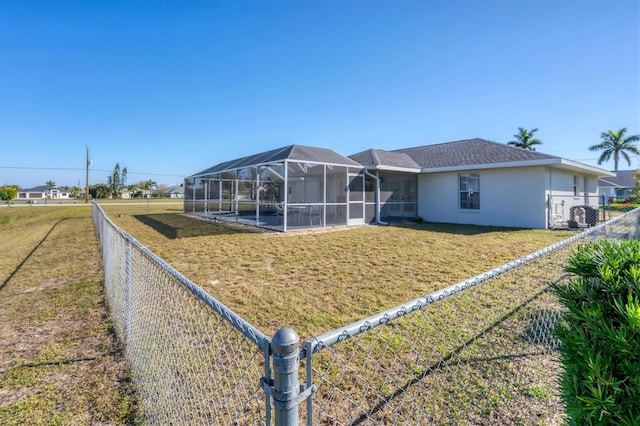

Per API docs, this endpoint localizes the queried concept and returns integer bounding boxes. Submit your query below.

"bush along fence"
[92,202,640,425]
[551,240,640,424]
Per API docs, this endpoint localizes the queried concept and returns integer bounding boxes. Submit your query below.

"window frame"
[459,174,480,210]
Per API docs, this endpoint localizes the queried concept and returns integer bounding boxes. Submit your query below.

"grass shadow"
[350,286,559,425]
[133,214,253,239]
[392,221,528,236]
[0,218,66,292]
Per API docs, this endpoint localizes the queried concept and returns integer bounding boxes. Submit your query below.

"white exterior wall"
[417,167,549,229]
[417,166,604,229]
[547,168,600,224]
[547,168,599,203]
[17,192,46,199]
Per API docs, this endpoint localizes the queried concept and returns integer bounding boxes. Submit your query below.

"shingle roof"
[190,145,362,177]
[348,150,375,167]
[393,138,559,169]
[166,185,185,194]
[21,185,55,192]
[597,170,637,188]
[349,149,421,169]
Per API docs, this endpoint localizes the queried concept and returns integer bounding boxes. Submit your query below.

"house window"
[573,176,578,197]
[459,174,480,210]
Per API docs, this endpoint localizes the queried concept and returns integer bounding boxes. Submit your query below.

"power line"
[540,122,640,137]
[0,165,185,178]
[0,166,93,171]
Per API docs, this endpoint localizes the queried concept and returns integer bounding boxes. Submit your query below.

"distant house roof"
[21,185,56,192]
[190,144,362,177]
[598,170,637,188]
[166,185,184,194]
[351,138,613,176]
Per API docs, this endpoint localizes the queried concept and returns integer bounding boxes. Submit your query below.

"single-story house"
[184,138,614,231]
[597,170,637,201]
[166,185,184,198]
[17,186,70,200]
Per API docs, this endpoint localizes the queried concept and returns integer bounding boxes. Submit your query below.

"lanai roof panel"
[189,145,361,177]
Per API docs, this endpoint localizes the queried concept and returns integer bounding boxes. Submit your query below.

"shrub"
[0,185,18,201]
[551,239,640,425]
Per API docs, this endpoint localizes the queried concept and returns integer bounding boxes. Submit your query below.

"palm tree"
[589,127,640,172]
[90,183,110,199]
[508,127,542,150]
[45,180,55,188]
[143,179,157,198]
[70,186,82,198]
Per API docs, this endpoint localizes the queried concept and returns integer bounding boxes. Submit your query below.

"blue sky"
[1,0,638,189]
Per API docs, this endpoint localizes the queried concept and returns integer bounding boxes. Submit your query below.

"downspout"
[364,169,388,225]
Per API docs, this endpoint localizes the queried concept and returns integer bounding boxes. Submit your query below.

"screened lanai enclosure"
[184,145,374,232]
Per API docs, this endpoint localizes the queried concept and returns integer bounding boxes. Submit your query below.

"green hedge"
[552,240,640,425]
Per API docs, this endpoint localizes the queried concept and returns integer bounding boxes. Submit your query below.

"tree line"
[0,163,167,201]
[89,164,161,199]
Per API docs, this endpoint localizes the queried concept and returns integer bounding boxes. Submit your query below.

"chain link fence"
[93,201,640,425]
[548,194,638,229]
[301,207,640,425]
[93,203,272,424]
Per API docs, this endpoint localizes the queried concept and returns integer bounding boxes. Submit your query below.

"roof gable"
[349,149,421,170]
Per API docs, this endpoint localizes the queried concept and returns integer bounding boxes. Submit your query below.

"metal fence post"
[272,327,300,426]
[125,239,132,344]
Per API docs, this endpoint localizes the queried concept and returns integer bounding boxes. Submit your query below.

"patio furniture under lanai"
[184,145,367,232]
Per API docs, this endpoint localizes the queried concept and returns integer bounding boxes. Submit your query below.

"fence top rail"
[92,202,271,349]
[301,210,637,358]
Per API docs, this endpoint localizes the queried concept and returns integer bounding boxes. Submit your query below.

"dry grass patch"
[106,208,575,338]
[0,202,578,423]
[0,206,138,425]
[98,204,579,423]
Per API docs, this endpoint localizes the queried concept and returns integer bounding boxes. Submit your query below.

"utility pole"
[85,146,90,204]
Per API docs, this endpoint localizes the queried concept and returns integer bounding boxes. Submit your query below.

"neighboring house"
[597,170,637,200]
[17,186,70,200]
[184,139,614,231]
[122,187,149,198]
[166,185,184,198]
